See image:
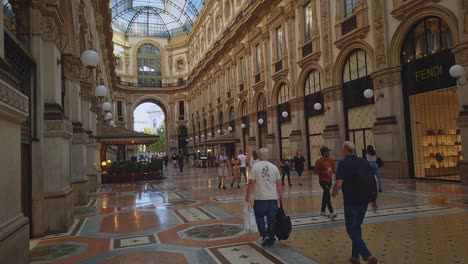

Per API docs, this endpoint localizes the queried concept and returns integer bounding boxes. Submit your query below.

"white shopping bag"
[243,203,258,233]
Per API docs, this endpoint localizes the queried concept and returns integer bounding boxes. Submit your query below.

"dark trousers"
[344,203,372,259]
[240,167,247,180]
[282,170,291,185]
[296,169,303,176]
[319,181,333,213]
[179,163,184,172]
[253,200,278,240]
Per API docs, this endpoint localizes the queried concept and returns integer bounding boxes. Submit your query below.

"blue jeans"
[369,161,382,191]
[253,200,278,240]
[344,204,372,259]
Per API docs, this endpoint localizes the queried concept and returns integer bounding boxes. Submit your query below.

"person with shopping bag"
[245,148,283,248]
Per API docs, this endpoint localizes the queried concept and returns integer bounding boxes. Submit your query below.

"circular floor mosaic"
[180,224,243,240]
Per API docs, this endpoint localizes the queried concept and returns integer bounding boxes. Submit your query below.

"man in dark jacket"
[331,141,378,264]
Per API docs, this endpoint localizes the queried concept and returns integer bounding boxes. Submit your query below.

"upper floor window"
[226,68,231,91]
[343,0,357,17]
[343,49,369,83]
[137,44,162,86]
[238,57,244,83]
[305,70,321,96]
[275,26,283,59]
[302,1,312,42]
[255,44,261,73]
[217,76,222,98]
[401,17,454,64]
[278,83,289,104]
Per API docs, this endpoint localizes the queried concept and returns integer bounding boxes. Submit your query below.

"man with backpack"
[245,148,283,248]
[331,141,379,264]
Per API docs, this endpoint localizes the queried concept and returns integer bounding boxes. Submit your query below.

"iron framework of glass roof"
[110,0,205,37]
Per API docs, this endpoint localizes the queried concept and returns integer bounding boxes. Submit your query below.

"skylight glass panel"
[111,0,205,37]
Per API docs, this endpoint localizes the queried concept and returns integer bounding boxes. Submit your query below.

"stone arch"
[388,5,459,66]
[131,95,169,117]
[132,39,167,79]
[271,78,291,106]
[333,41,375,85]
[297,63,325,98]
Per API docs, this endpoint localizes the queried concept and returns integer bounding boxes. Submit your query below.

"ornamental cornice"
[371,66,402,89]
[390,0,442,20]
[44,120,73,139]
[322,85,342,102]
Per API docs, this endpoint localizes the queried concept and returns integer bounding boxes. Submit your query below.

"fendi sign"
[402,50,457,95]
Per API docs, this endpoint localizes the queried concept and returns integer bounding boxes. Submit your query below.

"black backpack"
[352,161,378,204]
[276,206,292,240]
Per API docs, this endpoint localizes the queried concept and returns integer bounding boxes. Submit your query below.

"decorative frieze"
[320,0,332,85]
[0,80,29,114]
[371,67,402,89]
[44,119,73,139]
[372,0,387,68]
[322,85,342,102]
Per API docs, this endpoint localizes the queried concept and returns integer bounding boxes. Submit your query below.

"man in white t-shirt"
[246,148,283,248]
[237,149,248,184]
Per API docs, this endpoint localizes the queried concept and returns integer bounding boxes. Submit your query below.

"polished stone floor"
[29,166,468,263]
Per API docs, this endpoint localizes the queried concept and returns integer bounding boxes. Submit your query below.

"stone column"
[248,112,257,152]
[31,12,74,233]
[266,107,279,164]
[66,78,89,206]
[289,98,305,160]
[453,41,468,184]
[322,86,345,160]
[371,67,409,179]
[0,71,30,263]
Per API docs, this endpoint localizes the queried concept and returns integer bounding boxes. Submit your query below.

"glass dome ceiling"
[110,0,205,37]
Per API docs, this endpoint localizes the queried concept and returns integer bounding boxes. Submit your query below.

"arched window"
[277,83,289,104]
[305,70,321,96]
[137,44,162,86]
[343,49,369,83]
[241,101,248,116]
[229,107,235,121]
[401,17,453,63]
[257,93,266,111]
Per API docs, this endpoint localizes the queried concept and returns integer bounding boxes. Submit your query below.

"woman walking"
[250,150,259,168]
[230,155,241,188]
[292,150,306,186]
[280,154,292,186]
[366,145,382,192]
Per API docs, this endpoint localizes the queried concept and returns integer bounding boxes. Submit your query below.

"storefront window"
[401,17,453,63]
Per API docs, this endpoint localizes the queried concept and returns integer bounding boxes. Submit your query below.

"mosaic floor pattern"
[29,166,468,263]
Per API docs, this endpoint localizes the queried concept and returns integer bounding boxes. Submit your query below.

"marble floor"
[29,166,468,264]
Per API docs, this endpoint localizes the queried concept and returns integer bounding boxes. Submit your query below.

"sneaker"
[218,183,221,189]
[320,212,328,217]
[268,238,276,248]
[289,183,292,186]
[231,182,234,187]
[330,213,337,220]
[349,257,361,264]
[261,237,270,247]
[237,185,240,188]
[366,256,378,264]
[222,185,226,189]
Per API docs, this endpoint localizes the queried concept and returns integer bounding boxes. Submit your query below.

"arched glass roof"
[110,0,205,37]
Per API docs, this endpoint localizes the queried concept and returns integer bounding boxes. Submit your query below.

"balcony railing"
[116,77,187,88]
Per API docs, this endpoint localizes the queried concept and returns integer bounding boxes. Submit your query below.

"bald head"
[342,141,356,156]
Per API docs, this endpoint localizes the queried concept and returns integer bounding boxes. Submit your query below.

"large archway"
[133,101,167,158]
